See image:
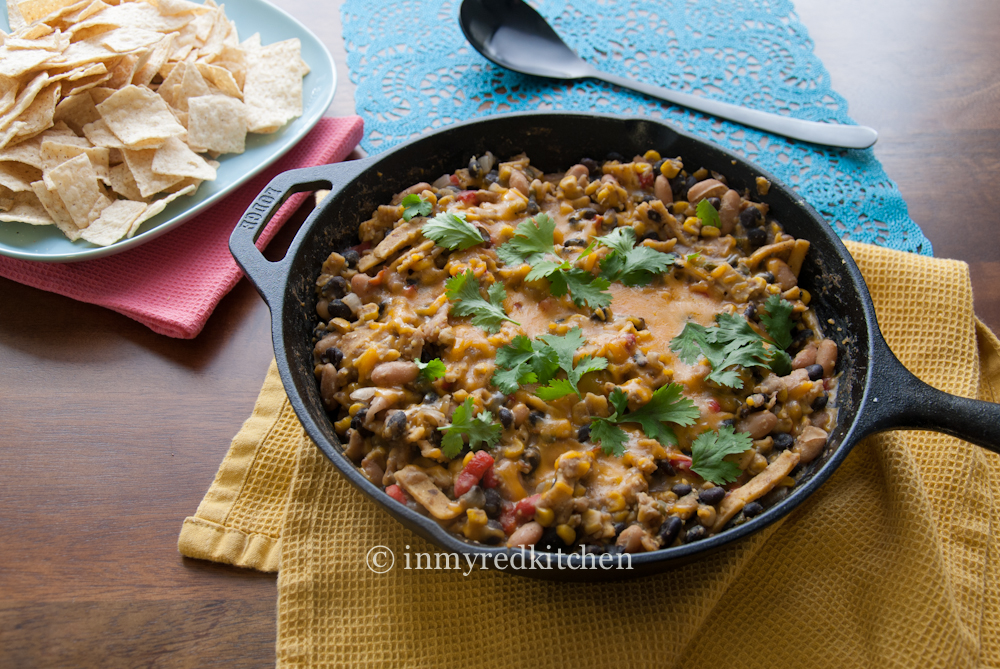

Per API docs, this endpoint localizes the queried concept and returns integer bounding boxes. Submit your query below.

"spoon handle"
[597,71,878,149]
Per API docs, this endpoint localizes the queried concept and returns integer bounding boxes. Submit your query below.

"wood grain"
[2,0,998,666]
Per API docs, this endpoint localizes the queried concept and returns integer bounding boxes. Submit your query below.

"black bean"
[670,176,687,197]
[350,409,367,431]
[718,418,735,429]
[759,271,775,284]
[743,501,764,518]
[312,324,327,340]
[671,483,693,497]
[483,520,505,545]
[812,394,829,411]
[320,275,349,299]
[538,527,569,552]
[739,207,763,228]
[528,410,544,426]
[634,351,648,367]
[655,459,675,476]
[321,346,343,367]
[478,227,491,244]
[707,197,721,210]
[422,391,439,404]
[805,364,824,381]
[385,410,407,439]
[522,447,541,473]
[744,303,757,320]
[581,157,599,176]
[605,151,624,162]
[698,486,726,505]
[683,175,698,197]
[772,433,794,451]
[498,407,514,429]
[746,227,768,249]
[604,544,625,555]
[486,392,505,412]
[684,525,707,543]
[658,516,683,546]
[577,425,591,443]
[603,210,617,227]
[640,231,660,242]
[580,208,598,219]
[758,485,789,508]
[341,249,360,268]
[459,485,486,510]
[563,238,588,247]
[646,208,662,222]
[652,158,666,175]
[613,522,627,537]
[793,328,814,344]
[582,543,606,556]
[484,170,499,186]
[526,196,540,215]
[483,488,502,518]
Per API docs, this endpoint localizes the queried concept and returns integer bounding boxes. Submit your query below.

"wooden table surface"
[2,0,998,666]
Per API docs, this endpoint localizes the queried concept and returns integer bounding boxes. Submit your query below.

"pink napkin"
[0,116,364,338]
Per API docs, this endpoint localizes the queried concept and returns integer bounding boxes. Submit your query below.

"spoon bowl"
[459,0,878,149]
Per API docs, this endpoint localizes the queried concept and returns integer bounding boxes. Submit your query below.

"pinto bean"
[686,178,728,203]
[792,344,817,370]
[392,182,431,204]
[719,189,741,235]
[509,170,530,196]
[319,363,339,408]
[738,410,778,439]
[351,272,376,298]
[344,429,365,462]
[512,402,530,427]
[507,521,543,548]
[654,174,673,205]
[616,524,646,553]
[370,361,419,387]
[566,164,590,181]
[793,426,828,463]
[817,339,838,376]
[766,257,798,291]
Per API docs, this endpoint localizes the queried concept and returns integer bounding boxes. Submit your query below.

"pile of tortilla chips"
[0,0,309,246]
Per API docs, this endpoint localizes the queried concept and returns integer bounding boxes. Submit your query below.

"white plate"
[0,0,336,262]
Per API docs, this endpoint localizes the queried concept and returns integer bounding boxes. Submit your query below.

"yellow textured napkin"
[179,241,1000,668]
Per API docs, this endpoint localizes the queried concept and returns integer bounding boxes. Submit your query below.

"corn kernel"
[574,483,586,497]
[328,317,352,334]
[672,201,689,214]
[612,510,629,523]
[700,224,720,238]
[682,217,701,235]
[660,158,682,179]
[607,491,626,512]
[801,289,811,305]
[453,389,469,403]
[535,507,555,527]
[643,150,661,162]
[556,524,577,545]
[347,403,364,417]
[778,476,796,487]
[334,416,351,434]
[462,452,475,467]
[503,442,525,459]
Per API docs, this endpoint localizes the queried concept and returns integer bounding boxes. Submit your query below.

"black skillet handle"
[854,332,1000,453]
[229,160,370,308]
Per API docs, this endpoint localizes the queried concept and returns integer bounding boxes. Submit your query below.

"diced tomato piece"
[386,485,407,505]
[351,241,371,253]
[666,452,693,470]
[499,501,517,534]
[450,174,461,186]
[707,400,721,413]
[513,494,541,523]
[623,333,637,348]
[481,466,498,489]
[453,451,495,497]
[639,172,654,188]
[457,190,478,204]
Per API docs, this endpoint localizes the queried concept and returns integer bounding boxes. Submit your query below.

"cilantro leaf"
[445,270,519,333]
[696,198,720,228]
[536,378,579,401]
[422,211,484,250]
[759,295,795,350]
[491,328,606,398]
[415,358,446,381]
[559,269,612,309]
[439,397,503,459]
[596,227,675,287]
[491,335,538,393]
[496,213,556,266]
[590,418,629,457]
[589,382,699,454]
[401,194,433,221]
[670,313,781,389]
[689,426,753,484]
[614,383,700,447]
[524,258,567,283]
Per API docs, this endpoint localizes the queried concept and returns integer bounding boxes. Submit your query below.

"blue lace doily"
[341,0,931,255]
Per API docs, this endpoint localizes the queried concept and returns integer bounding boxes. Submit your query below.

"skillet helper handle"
[229,163,352,307]
[858,336,1000,453]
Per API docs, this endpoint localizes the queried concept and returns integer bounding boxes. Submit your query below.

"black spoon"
[459,0,878,149]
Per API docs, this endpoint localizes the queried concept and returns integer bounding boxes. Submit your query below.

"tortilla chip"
[105,53,139,89]
[0,135,44,168]
[171,58,209,111]
[7,0,28,31]
[127,182,193,236]
[242,38,304,134]
[17,0,81,23]
[155,60,185,106]
[45,152,108,227]
[187,94,244,154]
[121,147,183,197]
[0,75,18,117]
[131,31,173,87]
[157,0,210,16]
[0,161,43,191]
[0,190,52,225]
[74,1,193,34]
[87,86,116,104]
[151,135,215,180]
[80,197,145,245]
[195,62,241,99]
[11,81,60,142]
[97,84,185,148]
[52,91,100,133]
[81,117,124,148]
[41,139,110,179]
[31,178,74,229]
[101,26,162,53]
[106,161,143,200]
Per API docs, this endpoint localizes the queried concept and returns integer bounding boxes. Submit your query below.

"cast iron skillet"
[230,113,1000,581]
